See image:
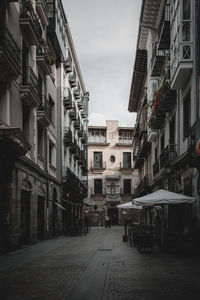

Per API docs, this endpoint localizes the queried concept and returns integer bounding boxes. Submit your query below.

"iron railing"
[0,27,21,70]
[21,66,40,97]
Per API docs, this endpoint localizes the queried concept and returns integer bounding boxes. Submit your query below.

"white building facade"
[86,121,138,226]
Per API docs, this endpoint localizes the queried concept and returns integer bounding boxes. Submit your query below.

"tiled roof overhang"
[128,0,161,113]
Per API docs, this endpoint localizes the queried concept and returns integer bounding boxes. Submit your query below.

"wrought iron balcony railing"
[20,1,42,45]
[21,66,40,97]
[158,4,170,50]
[63,126,72,146]
[37,95,52,127]
[0,27,21,80]
[153,158,160,177]
[63,88,73,110]
[151,43,165,77]
[160,144,177,169]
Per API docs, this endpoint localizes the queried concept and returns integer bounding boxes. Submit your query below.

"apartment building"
[86,121,138,226]
[61,24,89,231]
[129,0,200,236]
[0,0,88,254]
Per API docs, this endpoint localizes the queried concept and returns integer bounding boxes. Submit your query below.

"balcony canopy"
[133,189,195,207]
[128,0,161,113]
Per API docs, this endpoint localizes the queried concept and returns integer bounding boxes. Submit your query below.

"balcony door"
[94,152,102,168]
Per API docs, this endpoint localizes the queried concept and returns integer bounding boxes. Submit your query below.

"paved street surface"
[1,226,200,300]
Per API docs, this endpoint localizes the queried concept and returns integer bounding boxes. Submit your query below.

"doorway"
[37,196,45,240]
[107,207,118,225]
[20,190,31,245]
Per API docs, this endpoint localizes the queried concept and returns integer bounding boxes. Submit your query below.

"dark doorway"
[52,188,58,237]
[20,190,31,245]
[37,196,45,240]
[107,207,118,225]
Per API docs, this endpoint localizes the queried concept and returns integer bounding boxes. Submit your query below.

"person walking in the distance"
[105,215,111,228]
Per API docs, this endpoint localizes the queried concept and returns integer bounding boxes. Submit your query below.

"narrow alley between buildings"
[1,226,200,300]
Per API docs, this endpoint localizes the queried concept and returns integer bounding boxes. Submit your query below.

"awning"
[53,201,66,210]
[133,189,196,207]
[117,201,143,210]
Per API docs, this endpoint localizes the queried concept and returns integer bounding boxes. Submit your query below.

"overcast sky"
[63,0,142,127]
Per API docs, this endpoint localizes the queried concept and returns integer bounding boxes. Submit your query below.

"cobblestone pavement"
[1,227,200,300]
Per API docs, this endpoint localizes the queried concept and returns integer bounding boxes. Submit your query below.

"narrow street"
[1,227,200,300]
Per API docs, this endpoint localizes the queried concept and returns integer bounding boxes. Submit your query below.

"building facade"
[129,0,200,237]
[86,121,138,226]
[0,0,88,254]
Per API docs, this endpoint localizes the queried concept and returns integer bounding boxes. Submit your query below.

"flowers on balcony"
[147,83,176,130]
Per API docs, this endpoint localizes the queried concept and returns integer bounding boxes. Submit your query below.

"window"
[94,179,102,194]
[183,0,190,20]
[170,115,176,144]
[88,129,106,143]
[123,152,131,168]
[119,130,133,144]
[22,104,30,142]
[94,152,102,168]
[155,146,158,161]
[123,179,131,194]
[161,133,165,153]
[37,125,43,159]
[49,95,55,125]
[110,155,115,163]
[49,141,53,165]
[183,88,191,138]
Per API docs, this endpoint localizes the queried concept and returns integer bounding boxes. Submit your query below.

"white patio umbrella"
[133,189,195,206]
[117,202,143,209]
[133,189,195,247]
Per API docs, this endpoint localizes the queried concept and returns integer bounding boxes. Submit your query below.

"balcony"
[36,0,49,27]
[37,96,52,127]
[134,132,150,169]
[155,89,177,114]
[63,89,73,110]
[20,66,41,108]
[63,127,72,147]
[69,139,77,154]
[148,111,165,130]
[68,68,77,88]
[20,1,42,45]
[171,43,193,90]
[74,145,81,160]
[36,45,52,75]
[153,158,160,177]
[77,99,84,110]
[73,83,81,100]
[74,115,80,129]
[47,0,66,61]
[80,150,87,167]
[137,176,149,196]
[0,27,21,83]
[69,105,77,121]
[81,109,87,119]
[160,144,177,169]
[151,43,165,77]
[0,123,31,156]
[64,49,73,73]
[81,133,87,144]
[78,126,84,137]
[90,161,106,171]
[158,4,170,50]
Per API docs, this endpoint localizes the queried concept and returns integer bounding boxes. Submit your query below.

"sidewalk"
[0,227,200,300]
